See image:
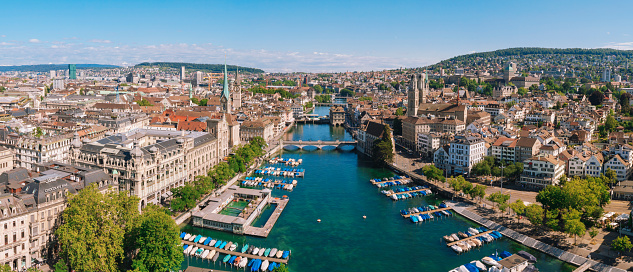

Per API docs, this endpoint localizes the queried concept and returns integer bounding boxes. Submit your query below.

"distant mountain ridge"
[135,62,264,74]
[0,64,119,72]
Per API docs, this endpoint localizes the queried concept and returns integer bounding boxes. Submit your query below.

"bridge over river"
[282,140,357,150]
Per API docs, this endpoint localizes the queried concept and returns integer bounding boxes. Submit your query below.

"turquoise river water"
[180,107,574,272]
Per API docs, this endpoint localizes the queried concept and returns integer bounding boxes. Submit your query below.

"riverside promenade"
[243,198,289,238]
[447,201,625,272]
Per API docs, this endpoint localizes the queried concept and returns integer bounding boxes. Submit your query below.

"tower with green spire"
[221,62,232,114]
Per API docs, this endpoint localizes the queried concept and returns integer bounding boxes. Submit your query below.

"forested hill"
[0,64,118,72]
[425,47,633,70]
[135,62,265,73]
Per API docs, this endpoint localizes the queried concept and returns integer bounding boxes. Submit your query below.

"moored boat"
[184,233,192,240]
[275,250,283,258]
[201,249,210,258]
[189,247,198,256]
[223,254,231,263]
[225,242,233,251]
[233,256,241,266]
[212,252,220,262]
[252,247,260,255]
[451,234,460,241]
[242,244,249,253]
[261,260,269,272]
[208,250,216,260]
[444,235,454,242]
[239,257,248,268]
[258,248,265,256]
[517,250,537,262]
[264,248,271,257]
[481,257,502,268]
[269,248,278,257]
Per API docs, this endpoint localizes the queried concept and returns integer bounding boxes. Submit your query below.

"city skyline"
[1,0,632,72]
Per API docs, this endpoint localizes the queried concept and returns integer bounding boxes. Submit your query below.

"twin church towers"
[407,73,429,117]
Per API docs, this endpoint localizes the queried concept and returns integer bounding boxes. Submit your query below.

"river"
[180,107,574,272]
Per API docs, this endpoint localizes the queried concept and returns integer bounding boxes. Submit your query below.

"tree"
[605,115,618,133]
[604,168,618,187]
[170,184,200,212]
[422,165,445,182]
[565,218,586,245]
[588,90,604,105]
[273,263,289,272]
[54,259,68,272]
[486,192,510,209]
[129,205,183,272]
[395,107,404,116]
[525,204,544,226]
[612,236,633,255]
[0,265,12,272]
[371,125,394,166]
[34,127,43,138]
[136,98,154,106]
[589,228,599,242]
[313,85,323,93]
[340,89,354,97]
[392,118,403,136]
[471,185,487,202]
[57,184,140,272]
[510,199,526,217]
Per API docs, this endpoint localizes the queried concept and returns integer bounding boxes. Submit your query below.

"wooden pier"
[370,177,410,185]
[402,207,453,218]
[182,240,289,264]
[243,198,289,238]
[446,230,494,247]
[385,188,431,197]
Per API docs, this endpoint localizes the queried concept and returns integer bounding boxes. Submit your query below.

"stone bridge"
[282,140,357,150]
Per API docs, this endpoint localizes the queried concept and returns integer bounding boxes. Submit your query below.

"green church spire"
[222,61,230,100]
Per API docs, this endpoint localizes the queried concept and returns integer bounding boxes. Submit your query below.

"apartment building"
[519,155,566,188]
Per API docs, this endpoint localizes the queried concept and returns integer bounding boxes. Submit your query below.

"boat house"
[192,185,271,234]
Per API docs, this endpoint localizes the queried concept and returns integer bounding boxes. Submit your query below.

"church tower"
[417,72,429,104]
[221,62,231,114]
[232,68,242,109]
[407,74,419,117]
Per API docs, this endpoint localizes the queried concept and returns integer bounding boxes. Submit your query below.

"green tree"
[129,205,184,272]
[273,263,289,272]
[371,125,394,166]
[486,192,510,209]
[517,87,528,96]
[340,89,354,97]
[57,184,140,272]
[471,184,487,202]
[313,85,323,93]
[422,165,445,182]
[54,259,68,272]
[191,97,199,105]
[605,115,618,132]
[612,236,633,254]
[392,118,403,136]
[525,204,544,226]
[604,168,618,188]
[170,184,200,212]
[199,98,208,106]
[34,127,43,138]
[589,228,599,242]
[0,265,12,272]
[136,98,154,106]
[510,199,526,217]
[395,107,404,116]
[589,90,604,105]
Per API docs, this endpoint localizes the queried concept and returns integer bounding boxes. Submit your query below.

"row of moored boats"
[444,227,503,253]
[449,251,538,272]
[381,186,432,200]
[268,157,302,166]
[242,177,297,191]
[180,232,291,259]
[370,175,411,188]
[255,167,305,177]
[402,204,453,223]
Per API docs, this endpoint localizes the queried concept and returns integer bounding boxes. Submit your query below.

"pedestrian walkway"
[448,202,626,272]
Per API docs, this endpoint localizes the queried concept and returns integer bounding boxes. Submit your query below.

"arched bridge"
[282,140,357,150]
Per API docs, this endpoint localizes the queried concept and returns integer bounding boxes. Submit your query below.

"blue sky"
[1,0,632,72]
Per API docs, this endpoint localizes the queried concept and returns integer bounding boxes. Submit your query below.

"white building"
[519,155,566,188]
[603,155,631,181]
[437,136,485,176]
[418,132,440,155]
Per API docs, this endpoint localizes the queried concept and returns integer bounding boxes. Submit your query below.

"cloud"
[88,39,112,44]
[0,42,429,72]
[601,42,633,50]
[29,39,41,43]
[0,42,12,46]
[1,35,5,38]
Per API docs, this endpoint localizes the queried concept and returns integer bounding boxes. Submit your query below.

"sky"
[1,0,632,72]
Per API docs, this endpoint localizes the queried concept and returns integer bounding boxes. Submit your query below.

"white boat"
[189,247,198,256]
[481,257,502,268]
[470,261,487,271]
[261,260,269,272]
[269,248,278,257]
[201,249,210,259]
[391,194,398,200]
[229,243,238,251]
[488,267,500,272]
[468,227,480,235]
[188,235,196,242]
[451,234,460,241]
[258,248,265,256]
[252,247,260,255]
[184,233,192,240]
[239,257,248,268]
[209,239,216,246]
[472,238,482,247]
[467,240,477,248]
[450,245,462,253]
[184,246,193,254]
[276,250,284,258]
[207,250,216,260]
[199,237,207,244]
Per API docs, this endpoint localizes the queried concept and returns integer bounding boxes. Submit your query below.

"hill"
[0,64,119,72]
[135,62,264,74]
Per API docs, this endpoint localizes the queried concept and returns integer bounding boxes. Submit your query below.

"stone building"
[0,193,30,270]
[0,132,73,171]
[329,106,345,126]
[70,128,218,209]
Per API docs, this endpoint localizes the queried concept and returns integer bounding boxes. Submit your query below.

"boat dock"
[182,240,289,264]
[402,207,453,218]
[446,230,495,247]
[385,188,431,196]
[241,179,297,189]
[184,266,232,272]
[370,178,411,187]
[243,198,289,238]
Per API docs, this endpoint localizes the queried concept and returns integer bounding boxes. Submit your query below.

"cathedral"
[407,72,429,117]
